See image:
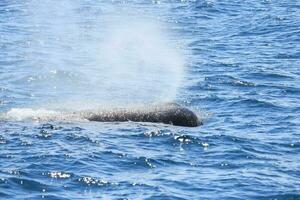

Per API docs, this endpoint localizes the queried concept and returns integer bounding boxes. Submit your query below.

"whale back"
[82,103,200,127]
[156,103,200,127]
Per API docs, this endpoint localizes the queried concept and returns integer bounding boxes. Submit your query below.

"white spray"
[5,1,186,120]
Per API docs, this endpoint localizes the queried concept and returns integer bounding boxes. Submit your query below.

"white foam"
[3,108,62,121]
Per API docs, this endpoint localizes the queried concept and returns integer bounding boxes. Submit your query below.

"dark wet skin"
[80,103,201,127]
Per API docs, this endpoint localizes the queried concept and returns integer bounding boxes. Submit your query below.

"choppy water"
[1,0,300,199]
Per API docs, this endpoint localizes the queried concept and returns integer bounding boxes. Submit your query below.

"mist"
[19,0,186,111]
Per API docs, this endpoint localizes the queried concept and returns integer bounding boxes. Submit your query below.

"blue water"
[1,0,300,199]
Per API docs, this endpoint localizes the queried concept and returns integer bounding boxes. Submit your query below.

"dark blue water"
[1,0,300,199]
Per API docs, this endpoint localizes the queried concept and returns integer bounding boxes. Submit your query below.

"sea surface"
[1,0,300,199]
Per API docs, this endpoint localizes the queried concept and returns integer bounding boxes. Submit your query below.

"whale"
[2,103,201,127]
[79,103,201,127]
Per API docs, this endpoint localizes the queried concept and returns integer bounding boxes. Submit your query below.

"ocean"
[0,0,299,199]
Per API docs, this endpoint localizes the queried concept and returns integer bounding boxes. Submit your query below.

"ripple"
[248,71,295,81]
[204,75,256,87]
[257,193,300,200]
[38,123,62,130]
[48,172,71,179]
[230,98,284,110]
[77,176,117,187]
[36,130,52,139]
[0,135,7,144]
[275,53,300,59]
[8,177,48,192]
